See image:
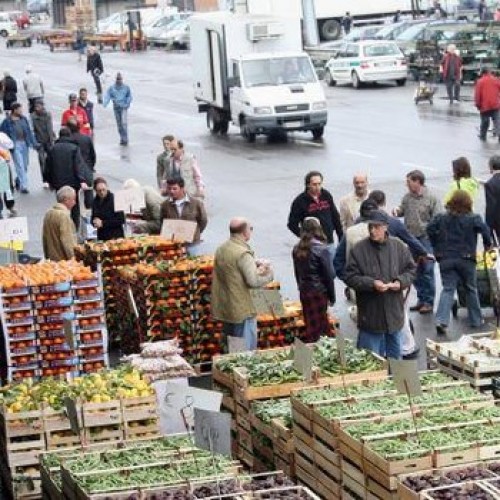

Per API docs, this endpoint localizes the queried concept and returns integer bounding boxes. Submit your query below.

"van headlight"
[312,101,327,111]
[253,106,272,115]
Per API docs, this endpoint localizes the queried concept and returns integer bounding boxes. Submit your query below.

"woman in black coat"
[1,72,18,112]
[91,177,125,241]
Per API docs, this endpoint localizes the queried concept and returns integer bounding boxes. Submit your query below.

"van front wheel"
[207,108,221,134]
[312,127,324,140]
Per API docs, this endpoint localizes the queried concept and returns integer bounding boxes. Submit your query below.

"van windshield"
[242,56,316,88]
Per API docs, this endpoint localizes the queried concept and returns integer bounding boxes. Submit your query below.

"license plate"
[284,121,302,128]
[376,61,395,67]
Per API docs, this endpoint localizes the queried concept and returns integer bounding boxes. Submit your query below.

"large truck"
[229,0,423,40]
[191,12,328,142]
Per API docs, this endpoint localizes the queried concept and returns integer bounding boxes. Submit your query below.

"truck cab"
[191,12,328,142]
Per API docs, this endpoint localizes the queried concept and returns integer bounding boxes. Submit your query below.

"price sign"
[114,188,145,213]
[127,286,139,319]
[250,289,285,316]
[389,359,422,397]
[0,217,29,243]
[64,397,81,435]
[293,338,313,382]
[160,219,197,243]
[63,318,76,350]
[194,408,232,456]
[228,336,248,353]
[154,381,222,435]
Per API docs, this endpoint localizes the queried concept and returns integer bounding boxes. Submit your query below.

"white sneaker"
[43,182,50,189]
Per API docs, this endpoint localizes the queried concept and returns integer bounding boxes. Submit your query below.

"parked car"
[324,40,408,88]
[97,8,173,34]
[144,13,191,45]
[162,19,190,49]
[0,13,18,37]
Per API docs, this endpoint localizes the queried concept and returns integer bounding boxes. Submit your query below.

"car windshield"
[396,23,427,40]
[242,56,317,88]
[364,43,400,57]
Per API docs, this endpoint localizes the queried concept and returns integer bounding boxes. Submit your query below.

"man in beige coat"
[211,218,273,350]
[42,186,77,261]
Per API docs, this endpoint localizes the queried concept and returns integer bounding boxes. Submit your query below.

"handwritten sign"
[114,188,145,213]
[194,408,231,456]
[389,359,422,397]
[127,286,139,319]
[154,381,222,434]
[294,338,313,382]
[228,336,248,353]
[250,289,285,316]
[63,318,76,350]
[0,217,29,243]
[160,219,197,243]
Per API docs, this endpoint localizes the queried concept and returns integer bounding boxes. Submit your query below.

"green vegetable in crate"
[252,398,291,423]
[215,350,292,373]
[247,361,302,386]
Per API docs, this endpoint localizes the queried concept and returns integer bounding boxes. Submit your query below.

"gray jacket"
[345,236,416,334]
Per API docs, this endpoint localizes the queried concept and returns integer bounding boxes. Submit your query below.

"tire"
[320,19,342,41]
[312,126,324,140]
[0,30,8,37]
[325,69,336,87]
[240,119,256,143]
[219,119,229,135]
[396,78,407,87]
[351,71,361,89]
[206,108,221,134]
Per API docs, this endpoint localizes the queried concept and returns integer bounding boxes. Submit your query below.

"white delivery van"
[191,12,328,141]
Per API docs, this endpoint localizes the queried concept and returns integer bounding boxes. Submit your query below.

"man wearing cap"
[23,66,44,114]
[61,94,91,137]
[103,73,132,146]
[344,218,416,360]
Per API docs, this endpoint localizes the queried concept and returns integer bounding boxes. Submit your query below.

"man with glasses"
[212,218,274,351]
[288,170,343,246]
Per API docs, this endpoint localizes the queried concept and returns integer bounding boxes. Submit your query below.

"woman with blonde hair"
[292,217,336,343]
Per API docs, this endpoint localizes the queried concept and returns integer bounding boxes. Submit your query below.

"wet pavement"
[1,39,499,366]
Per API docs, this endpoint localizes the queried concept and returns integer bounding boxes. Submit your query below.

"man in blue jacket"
[0,102,38,193]
[103,72,132,146]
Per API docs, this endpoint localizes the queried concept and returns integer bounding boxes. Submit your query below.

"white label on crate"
[114,188,145,213]
[389,359,422,397]
[194,407,231,457]
[0,216,29,242]
[160,219,197,243]
[293,338,313,382]
[153,380,222,435]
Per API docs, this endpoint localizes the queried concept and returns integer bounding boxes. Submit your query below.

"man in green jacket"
[211,218,274,351]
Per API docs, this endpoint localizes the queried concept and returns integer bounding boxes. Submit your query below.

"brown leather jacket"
[160,195,207,242]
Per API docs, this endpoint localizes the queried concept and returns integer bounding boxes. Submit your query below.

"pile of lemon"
[0,366,154,413]
[477,250,498,270]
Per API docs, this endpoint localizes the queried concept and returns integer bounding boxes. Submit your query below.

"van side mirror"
[227,76,241,88]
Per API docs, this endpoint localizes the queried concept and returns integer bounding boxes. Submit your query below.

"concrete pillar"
[302,0,319,46]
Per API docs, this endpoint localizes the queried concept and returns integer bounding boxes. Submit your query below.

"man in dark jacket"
[44,127,90,229]
[485,155,500,244]
[441,44,462,104]
[78,88,95,133]
[86,46,104,103]
[288,171,343,245]
[91,177,124,241]
[31,100,55,189]
[474,68,500,142]
[345,219,416,359]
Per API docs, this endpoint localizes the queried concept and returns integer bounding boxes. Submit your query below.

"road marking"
[344,149,376,159]
[402,162,437,172]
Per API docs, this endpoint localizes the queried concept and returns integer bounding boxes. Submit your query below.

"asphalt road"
[1,40,498,363]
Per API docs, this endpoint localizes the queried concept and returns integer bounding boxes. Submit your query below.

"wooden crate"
[0,408,44,439]
[271,418,294,454]
[81,400,122,428]
[120,396,157,423]
[40,465,63,500]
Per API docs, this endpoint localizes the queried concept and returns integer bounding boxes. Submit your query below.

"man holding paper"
[212,218,274,351]
[160,178,207,251]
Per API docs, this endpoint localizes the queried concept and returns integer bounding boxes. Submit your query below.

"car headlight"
[253,106,272,115]
[312,101,327,111]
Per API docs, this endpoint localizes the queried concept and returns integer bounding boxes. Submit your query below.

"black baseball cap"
[69,93,78,101]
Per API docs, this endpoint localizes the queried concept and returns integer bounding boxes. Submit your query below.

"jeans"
[445,79,460,102]
[357,329,402,359]
[12,141,29,191]
[436,258,482,327]
[479,109,500,140]
[223,317,257,351]
[113,107,128,144]
[414,236,435,306]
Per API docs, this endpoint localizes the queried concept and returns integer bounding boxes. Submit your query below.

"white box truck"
[190,12,328,142]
